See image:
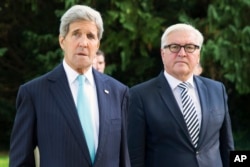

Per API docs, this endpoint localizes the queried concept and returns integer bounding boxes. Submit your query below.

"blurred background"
[1,0,250,164]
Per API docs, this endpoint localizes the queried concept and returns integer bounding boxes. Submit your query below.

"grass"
[0,152,9,167]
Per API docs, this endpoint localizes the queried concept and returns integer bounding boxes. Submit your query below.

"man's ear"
[197,55,200,64]
[59,35,65,50]
[97,41,100,50]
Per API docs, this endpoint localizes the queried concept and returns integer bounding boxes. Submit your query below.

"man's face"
[161,30,200,81]
[93,55,105,73]
[59,20,100,74]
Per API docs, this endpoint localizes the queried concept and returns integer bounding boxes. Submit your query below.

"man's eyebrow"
[71,29,80,33]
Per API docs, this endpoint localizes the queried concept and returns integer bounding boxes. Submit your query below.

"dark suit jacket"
[10,63,130,167]
[128,72,234,167]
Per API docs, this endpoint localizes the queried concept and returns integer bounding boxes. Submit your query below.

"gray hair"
[161,23,204,49]
[59,5,104,39]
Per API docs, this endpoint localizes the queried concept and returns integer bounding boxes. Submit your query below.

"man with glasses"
[128,23,234,167]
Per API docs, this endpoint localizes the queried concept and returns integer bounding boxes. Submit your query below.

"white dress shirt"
[63,59,99,152]
[164,71,202,128]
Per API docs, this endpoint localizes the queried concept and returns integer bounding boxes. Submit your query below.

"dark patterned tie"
[178,82,199,147]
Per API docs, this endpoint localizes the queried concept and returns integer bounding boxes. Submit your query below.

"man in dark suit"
[127,23,234,167]
[9,5,130,167]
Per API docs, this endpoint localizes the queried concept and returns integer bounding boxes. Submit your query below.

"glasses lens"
[185,45,196,53]
[170,45,180,53]
[166,44,199,53]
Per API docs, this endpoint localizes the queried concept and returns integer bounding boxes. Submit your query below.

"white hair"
[59,5,104,39]
[161,23,204,48]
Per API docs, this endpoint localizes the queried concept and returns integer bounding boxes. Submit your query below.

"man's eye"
[187,46,194,49]
[172,45,179,49]
[87,34,95,39]
[73,32,81,37]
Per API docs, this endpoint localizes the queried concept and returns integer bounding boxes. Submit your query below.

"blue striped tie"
[178,82,199,148]
[77,75,95,163]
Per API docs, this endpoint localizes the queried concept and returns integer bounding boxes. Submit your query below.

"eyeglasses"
[164,44,200,53]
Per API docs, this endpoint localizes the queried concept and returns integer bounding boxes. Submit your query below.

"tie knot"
[178,82,189,91]
[78,75,86,86]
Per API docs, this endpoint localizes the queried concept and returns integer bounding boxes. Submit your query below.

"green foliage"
[205,0,250,94]
[0,0,64,149]
[22,31,63,75]
[0,99,14,150]
[102,0,165,85]
[0,48,7,57]
[234,131,250,150]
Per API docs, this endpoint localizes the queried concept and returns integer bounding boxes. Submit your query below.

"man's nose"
[178,47,187,57]
[79,36,88,47]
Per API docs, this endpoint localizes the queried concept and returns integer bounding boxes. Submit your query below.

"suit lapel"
[47,64,92,165]
[194,77,211,148]
[157,72,191,141]
[92,70,110,164]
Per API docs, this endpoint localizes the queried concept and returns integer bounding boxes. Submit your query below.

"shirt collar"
[84,67,95,87]
[63,59,95,87]
[163,70,195,90]
[63,59,79,85]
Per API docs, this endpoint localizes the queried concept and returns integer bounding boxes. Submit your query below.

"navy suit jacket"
[128,72,234,167]
[10,63,130,167]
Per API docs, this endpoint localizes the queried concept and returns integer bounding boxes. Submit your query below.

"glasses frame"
[164,44,200,53]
